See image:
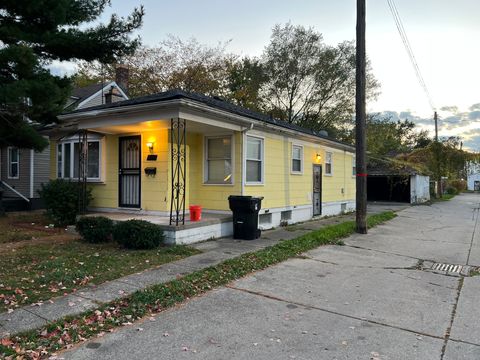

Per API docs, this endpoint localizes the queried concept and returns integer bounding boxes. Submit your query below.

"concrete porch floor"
[84,211,233,244]
[86,211,232,227]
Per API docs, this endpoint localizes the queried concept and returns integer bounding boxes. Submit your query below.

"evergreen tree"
[0,0,144,150]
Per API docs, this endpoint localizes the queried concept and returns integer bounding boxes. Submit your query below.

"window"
[7,147,19,179]
[205,136,233,184]
[57,137,102,180]
[246,136,264,183]
[325,152,333,175]
[352,156,356,176]
[291,144,303,173]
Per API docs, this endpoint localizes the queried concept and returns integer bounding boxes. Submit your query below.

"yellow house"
[50,90,356,243]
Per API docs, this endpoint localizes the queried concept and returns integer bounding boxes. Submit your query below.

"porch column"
[77,130,88,214]
[169,118,186,226]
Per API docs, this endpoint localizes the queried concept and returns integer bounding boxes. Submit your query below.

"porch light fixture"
[315,153,322,163]
[146,142,154,152]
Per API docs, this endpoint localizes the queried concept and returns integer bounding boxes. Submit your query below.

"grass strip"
[1,211,396,359]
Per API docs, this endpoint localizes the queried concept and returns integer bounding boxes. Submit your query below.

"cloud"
[372,103,480,151]
[470,104,480,112]
[47,61,77,76]
[440,105,459,113]
[469,111,480,120]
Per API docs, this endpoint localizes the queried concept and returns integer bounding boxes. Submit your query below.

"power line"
[386,0,436,111]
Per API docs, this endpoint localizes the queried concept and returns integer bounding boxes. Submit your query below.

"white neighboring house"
[467,161,480,191]
[0,71,129,211]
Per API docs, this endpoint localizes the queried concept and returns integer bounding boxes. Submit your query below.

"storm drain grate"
[431,263,463,273]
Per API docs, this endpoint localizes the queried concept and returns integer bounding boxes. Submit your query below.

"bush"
[445,186,458,195]
[113,220,164,249]
[38,179,92,226]
[449,179,466,193]
[76,216,114,243]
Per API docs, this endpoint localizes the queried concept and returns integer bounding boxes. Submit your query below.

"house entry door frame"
[119,135,141,208]
[313,164,322,216]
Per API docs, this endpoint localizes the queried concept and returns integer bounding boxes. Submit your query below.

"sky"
[54,0,480,149]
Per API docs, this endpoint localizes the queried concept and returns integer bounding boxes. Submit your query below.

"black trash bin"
[228,195,264,240]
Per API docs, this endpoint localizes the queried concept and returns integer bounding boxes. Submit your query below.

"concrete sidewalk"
[61,194,480,360]
[0,210,374,338]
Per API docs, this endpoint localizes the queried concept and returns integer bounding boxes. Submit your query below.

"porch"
[86,211,233,245]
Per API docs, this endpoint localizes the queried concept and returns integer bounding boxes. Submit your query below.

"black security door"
[119,136,141,208]
[313,164,322,216]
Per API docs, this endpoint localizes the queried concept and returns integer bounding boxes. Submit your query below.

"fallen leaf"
[0,338,13,346]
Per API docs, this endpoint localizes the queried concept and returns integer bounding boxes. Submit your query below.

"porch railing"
[169,118,186,225]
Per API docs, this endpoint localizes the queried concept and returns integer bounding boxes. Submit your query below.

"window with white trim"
[325,152,333,175]
[246,136,264,183]
[7,147,19,179]
[352,156,356,176]
[291,144,303,173]
[57,137,101,180]
[205,136,233,184]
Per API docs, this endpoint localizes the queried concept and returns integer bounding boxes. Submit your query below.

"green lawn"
[0,240,200,313]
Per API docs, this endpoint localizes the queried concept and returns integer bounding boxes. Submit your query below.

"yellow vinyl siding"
[188,132,242,211]
[244,133,355,209]
[140,130,169,212]
[49,126,354,213]
[321,150,354,203]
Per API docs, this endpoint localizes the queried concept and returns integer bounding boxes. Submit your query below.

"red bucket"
[189,205,202,221]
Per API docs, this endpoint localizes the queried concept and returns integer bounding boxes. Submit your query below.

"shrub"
[449,179,466,193]
[445,186,458,195]
[38,179,92,226]
[113,220,164,249]
[76,216,114,243]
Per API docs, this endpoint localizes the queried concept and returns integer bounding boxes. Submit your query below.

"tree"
[75,36,236,98]
[363,115,430,156]
[226,57,266,111]
[0,0,144,150]
[261,23,323,124]
[400,136,473,181]
[260,23,380,136]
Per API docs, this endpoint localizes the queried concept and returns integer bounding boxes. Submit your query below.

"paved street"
[63,194,480,359]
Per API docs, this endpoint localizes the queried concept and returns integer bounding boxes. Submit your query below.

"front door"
[313,164,322,216]
[119,136,141,208]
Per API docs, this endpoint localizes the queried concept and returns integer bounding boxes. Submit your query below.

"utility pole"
[434,111,442,197]
[356,0,367,234]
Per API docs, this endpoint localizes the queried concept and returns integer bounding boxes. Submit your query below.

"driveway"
[62,193,480,359]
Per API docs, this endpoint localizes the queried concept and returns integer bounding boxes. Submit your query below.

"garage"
[367,161,430,204]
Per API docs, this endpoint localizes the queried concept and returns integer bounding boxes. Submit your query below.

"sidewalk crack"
[440,277,464,360]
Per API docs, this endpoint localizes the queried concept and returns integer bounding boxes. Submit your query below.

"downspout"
[240,123,254,196]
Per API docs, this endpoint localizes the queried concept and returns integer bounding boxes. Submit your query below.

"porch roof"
[60,89,354,151]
